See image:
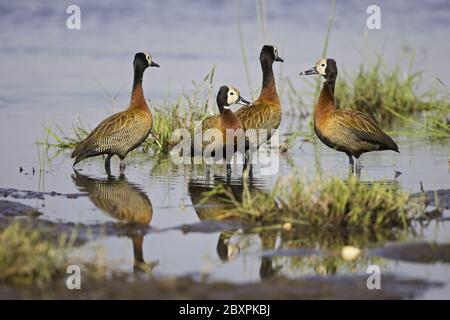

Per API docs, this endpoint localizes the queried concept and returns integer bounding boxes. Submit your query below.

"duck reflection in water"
[188,175,281,279]
[71,169,158,273]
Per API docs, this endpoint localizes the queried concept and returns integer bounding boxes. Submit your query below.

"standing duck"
[71,52,159,173]
[193,85,251,176]
[300,58,399,172]
[235,45,284,148]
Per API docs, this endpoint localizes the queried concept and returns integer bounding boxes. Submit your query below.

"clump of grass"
[146,66,217,154]
[203,175,424,232]
[0,222,131,287]
[40,117,89,150]
[425,109,450,137]
[385,104,450,139]
[144,104,193,154]
[335,59,449,124]
[0,223,68,286]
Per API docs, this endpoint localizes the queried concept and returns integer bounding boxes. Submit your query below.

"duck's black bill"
[275,56,284,62]
[299,67,318,75]
[150,61,160,67]
[237,96,251,106]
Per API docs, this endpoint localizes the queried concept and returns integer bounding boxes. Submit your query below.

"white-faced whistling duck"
[299,58,399,173]
[71,52,159,173]
[193,85,251,177]
[235,45,284,148]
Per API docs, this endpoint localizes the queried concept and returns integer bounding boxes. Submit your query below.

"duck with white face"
[217,85,251,113]
[299,58,336,82]
[142,52,160,68]
[192,85,251,180]
[71,51,160,174]
[299,58,399,175]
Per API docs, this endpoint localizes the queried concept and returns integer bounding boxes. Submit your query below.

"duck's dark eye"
[230,92,234,96]
[321,64,326,67]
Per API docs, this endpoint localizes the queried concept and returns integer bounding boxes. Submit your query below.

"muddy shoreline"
[0,274,440,300]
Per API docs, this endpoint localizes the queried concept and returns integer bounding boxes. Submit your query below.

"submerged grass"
[202,174,424,232]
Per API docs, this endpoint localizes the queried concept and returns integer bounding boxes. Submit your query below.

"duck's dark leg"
[355,157,361,176]
[346,153,355,176]
[346,153,354,167]
[205,164,211,183]
[132,235,145,273]
[243,152,249,170]
[105,154,113,175]
[226,164,232,183]
[119,161,126,174]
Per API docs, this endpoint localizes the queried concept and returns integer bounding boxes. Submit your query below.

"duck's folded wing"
[72,111,140,157]
[201,115,221,132]
[235,104,277,130]
[335,110,399,151]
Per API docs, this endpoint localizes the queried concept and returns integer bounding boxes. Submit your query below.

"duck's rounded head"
[217,85,251,112]
[134,51,160,70]
[300,58,337,80]
[260,45,284,64]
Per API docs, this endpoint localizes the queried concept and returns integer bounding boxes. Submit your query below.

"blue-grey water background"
[0,0,449,298]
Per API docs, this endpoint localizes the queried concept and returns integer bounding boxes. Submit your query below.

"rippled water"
[0,0,449,299]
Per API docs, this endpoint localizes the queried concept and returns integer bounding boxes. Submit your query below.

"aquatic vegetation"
[385,104,450,139]
[334,59,449,124]
[0,222,129,287]
[0,222,68,286]
[42,117,89,150]
[143,67,217,154]
[280,130,306,153]
[424,109,450,138]
[203,175,425,231]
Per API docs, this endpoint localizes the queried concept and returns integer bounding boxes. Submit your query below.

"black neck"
[132,66,144,90]
[324,78,335,95]
[217,98,225,114]
[130,62,148,109]
[261,59,275,88]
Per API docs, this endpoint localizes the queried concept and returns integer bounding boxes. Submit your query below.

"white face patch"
[143,51,152,66]
[273,46,279,59]
[315,58,327,76]
[226,86,240,105]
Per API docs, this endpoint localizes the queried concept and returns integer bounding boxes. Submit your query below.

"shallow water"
[0,0,449,299]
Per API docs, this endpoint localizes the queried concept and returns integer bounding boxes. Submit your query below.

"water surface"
[0,0,449,299]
